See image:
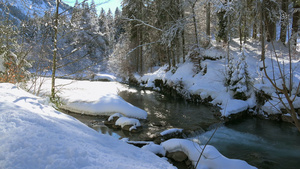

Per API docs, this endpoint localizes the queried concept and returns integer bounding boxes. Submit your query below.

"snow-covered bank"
[140,139,256,169]
[135,40,300,117]
[27,78,147,119]
[0,83,174,169]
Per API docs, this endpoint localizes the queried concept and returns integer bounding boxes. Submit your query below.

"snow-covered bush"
[225,51,252,100]
[224,54,235,87]
[230,52,251,100]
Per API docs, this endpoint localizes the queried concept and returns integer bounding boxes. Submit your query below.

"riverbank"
[131,39,300,123]
[0,83,174,169]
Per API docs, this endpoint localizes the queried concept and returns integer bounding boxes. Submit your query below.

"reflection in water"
[119,89,219,130]
[191,118,300,169]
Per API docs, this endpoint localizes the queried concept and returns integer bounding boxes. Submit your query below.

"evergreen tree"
[229,50,251,100]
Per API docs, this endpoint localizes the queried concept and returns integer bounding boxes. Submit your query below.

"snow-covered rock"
[115,117,141,131]
[0,83,175,169]
[161,139,257,169]
[108,112,123,121]
[160,128,183,136]
[142,142,166,156]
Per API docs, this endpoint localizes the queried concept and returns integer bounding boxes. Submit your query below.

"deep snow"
[161,139,256,169]
[0,83,257,169]
[27,78,147,119]
[0,83,174,169]
[135,39,300,117]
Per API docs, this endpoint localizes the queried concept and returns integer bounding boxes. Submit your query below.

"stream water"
[65,86,300,169]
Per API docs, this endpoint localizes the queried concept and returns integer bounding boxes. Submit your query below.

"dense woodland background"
[0,0,299,82]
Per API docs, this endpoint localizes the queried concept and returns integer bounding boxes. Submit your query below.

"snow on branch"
[125,41,160,57]
[124,16,163,32]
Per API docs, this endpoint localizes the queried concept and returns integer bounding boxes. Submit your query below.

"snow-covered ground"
[161,139,256,169]
[136,39,300,117]
[0,83,175,169]
[0,82,257,169]
[27,78,147,119]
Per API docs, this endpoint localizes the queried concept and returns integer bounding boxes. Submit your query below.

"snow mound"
[28,78,148,119]
[160,128,183,136]
[62,95,148,119]
[108,112,123,121]
[93,73,117,81]
[115,117,141,128]
[0,83,174,169]
[161,139,256,169]
[142,142,166,156]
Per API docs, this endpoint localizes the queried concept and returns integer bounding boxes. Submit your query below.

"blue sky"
[63,0,122,13]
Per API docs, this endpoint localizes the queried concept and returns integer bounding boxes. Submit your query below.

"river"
[64,86,300,169]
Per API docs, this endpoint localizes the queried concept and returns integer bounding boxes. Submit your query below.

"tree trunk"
[292,0,300,47]
[243,0,248,45]
[253,22,257,39]
[181,0,186,62]
[280,0,289,43]
[167,47,171,70]
[239,14,243,51]
[192,0,200,50]
[261,0,265,61]
[182,30,186,62]
[51,0,59,101]
[226,0,231,60]
[265,0,276,42]
[139,28,143,74]
[206,2,211,41]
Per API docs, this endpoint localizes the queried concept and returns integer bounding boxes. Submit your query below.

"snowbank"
[142,142,166,156]
[0,83,174,169]
[161,139,256,169]
[93,73,117,81]
[136,39,300,117]
[27,78,147,119]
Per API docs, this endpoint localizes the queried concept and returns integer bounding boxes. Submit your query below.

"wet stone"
[167,151,188,162]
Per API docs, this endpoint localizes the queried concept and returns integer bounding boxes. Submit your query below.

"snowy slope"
[1,0,71,23]
[0,83,174,169]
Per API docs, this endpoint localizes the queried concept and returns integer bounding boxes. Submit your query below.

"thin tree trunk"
[181,0,186,62]
[182,30,186,62]
[51,0,59,101]
[167,47,171,70]
[253,22,257,39]
[192,0,200,50]
[206,2,211,42]
[239,14,243,51]
[226,0,231,61]
[261,0,265,61]
[243,0,248,44]
[292,0,300,47]
[280,0,288,43]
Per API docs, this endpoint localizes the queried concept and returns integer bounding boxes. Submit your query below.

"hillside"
[0,0,71,24]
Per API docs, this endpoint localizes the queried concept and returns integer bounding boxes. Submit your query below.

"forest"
[0,0,298,79]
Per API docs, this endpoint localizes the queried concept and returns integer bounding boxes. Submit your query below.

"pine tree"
[229,49,251,100]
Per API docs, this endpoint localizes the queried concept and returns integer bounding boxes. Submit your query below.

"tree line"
[108,0,299,79]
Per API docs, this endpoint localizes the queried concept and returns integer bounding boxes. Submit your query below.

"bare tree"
[50,0,59,101]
